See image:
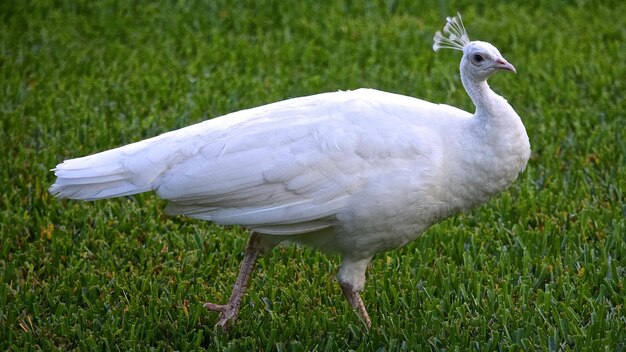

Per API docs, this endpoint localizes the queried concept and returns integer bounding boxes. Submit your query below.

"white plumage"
[50,14,530,330]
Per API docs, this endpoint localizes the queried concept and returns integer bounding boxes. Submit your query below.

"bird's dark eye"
[472,54,484,63]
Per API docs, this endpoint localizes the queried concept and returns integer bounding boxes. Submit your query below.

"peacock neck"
[456,70,531,206]
[461,73,495,117]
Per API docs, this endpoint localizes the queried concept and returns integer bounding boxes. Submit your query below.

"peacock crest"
[433,13,470,52]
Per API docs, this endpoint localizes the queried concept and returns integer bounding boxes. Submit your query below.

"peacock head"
[433,13,516,81]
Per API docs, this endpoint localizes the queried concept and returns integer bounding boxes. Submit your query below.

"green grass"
[1,0,625,350]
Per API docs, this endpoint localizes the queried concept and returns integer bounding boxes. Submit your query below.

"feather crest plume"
[433,13,470,52]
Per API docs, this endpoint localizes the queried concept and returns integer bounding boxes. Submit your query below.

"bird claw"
[203,302,227,312]
[203,233,265,332]
[204,302,238,332]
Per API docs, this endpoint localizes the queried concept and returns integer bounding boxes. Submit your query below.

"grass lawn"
[1,0,625,350]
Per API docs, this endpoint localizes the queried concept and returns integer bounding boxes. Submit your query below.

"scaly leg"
[340,283,372,329]
[204,233,267,332]
[337,257,372,328]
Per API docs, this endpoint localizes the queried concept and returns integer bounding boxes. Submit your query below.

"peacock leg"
[340,283,372,328]
[204,232,270,332]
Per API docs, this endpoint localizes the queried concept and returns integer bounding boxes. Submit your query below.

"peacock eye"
[472,54,484,64]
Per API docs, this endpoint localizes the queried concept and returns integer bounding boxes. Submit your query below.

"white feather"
[50,24,530,296]
[52,89,469,227]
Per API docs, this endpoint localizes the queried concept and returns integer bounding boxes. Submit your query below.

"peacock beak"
[495,59,517,73]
